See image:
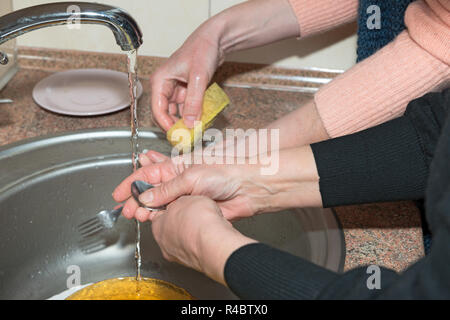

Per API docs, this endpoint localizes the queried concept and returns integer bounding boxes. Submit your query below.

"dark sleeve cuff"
[311,116,428,208]
[224,243,339,300]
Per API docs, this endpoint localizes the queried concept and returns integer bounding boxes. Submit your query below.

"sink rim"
[0,128,345,299]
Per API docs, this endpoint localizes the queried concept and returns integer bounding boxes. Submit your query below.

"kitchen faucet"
[0,2,143,65]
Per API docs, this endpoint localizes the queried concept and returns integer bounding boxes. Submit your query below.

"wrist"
[213,7,242,56]
[198,222,256,286]
[186,15,227,65]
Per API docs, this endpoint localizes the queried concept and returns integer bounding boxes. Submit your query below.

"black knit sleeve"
[224,242,403,300]
[225,224,450,300]
[403,89,450,166]
[224,90,450,300]
[224,243,339,300]
[311,89,450,208]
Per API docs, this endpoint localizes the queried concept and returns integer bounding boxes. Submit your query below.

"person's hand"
[148,195,256,285]
[112,146,323,222]
[150,196,256,284]
[112,150,259,222]
[150,23,224,130]
[150,0,300,131]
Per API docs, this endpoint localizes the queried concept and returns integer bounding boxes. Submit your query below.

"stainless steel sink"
[0,128,344,299]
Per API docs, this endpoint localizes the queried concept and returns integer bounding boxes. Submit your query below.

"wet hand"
[149,195,256,285]
[112,146,323,223]
[150,26,224,131]
[112,150,256,222]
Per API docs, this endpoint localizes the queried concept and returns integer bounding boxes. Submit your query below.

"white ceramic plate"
[32,69,143,116]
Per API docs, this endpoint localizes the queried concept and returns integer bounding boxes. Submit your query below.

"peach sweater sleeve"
[289,0,450,138]
[287,0,358,36]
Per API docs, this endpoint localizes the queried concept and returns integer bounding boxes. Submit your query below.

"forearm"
[215,0,359,55]
[312,89,450,207]
[225,243,339,299]
[211,100,328,156]
[288,0,358,37]
[236,145,323,215]
[225,132,450,299]
[312,1,450,138]
[265,24,449,147]
[211,0,300,55]
[315,31,450,139]
[241,107,429,211]
[312,116,428,207]
[202,90,448,212]
[266,100,330,149]
[225,234,450,300]
[223,91,450,300]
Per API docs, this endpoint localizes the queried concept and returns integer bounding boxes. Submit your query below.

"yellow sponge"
[166,83,230,151]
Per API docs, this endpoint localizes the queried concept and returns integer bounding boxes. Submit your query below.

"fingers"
[135,207,151,222]
[112,164,163,202]
[113,169,147,202]
[122,197,140,219]
[122,196,167,222]
[151,74,188,131]
[151,78,176,131]
[183,72,209,128]
[178,103,185,118]
[138,150,169,170]
[152,96,174,132]
[145,150,169,163]
[168,102,178,116]
[138,153,152,167]
[113,151,178,207]
[127,207,164,223]
[150,61,209,130]
[139,174,192,208]
[148,209,165,222]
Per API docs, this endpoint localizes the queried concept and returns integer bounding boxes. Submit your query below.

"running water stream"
[127,49,142,282]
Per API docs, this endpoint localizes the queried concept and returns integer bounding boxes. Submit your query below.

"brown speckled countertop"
[0,47,424,273]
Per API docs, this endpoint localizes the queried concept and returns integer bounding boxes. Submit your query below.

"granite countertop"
[0,47,424,272]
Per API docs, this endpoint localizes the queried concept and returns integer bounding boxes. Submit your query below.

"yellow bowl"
[67,277,194,300]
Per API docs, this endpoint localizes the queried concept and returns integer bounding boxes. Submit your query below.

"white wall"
[12,0,357,70]
[13,0,210,58]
